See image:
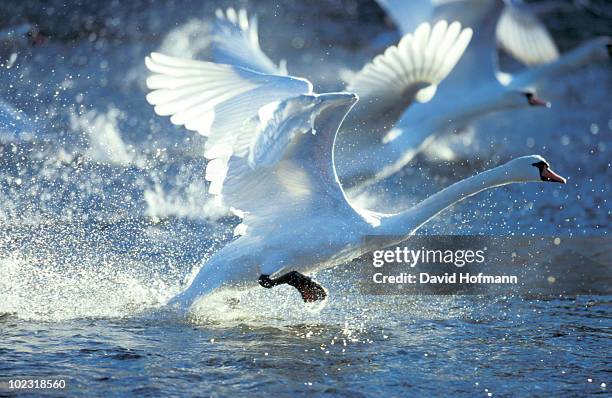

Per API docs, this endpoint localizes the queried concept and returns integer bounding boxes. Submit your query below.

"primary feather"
[347,19,473,111]
[213,7,288,75]
[145,52,312,182]
[496,1,559,66]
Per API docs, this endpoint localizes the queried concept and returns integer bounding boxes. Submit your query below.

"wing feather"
[204,94,357,234]
[347,20,472,110]
[496,2,559,66]
[213,7,288,75]
[144,51,312,142]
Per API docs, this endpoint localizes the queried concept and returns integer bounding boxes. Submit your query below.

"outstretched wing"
[377,0,558,74]
[205,93,358,235]
[213,8,287,75]
[347,20,472,116]
[377,0,504,90]
[144,52,312,158]
[496,1,559,66]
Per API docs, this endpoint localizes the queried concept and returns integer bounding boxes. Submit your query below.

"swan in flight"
[339,0,611,185]
[364,0,611,176]
[212,7,472,138]
[144,53,566,312]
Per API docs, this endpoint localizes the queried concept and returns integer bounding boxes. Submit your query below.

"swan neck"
[446,88,508,126]
[381,166,508,236]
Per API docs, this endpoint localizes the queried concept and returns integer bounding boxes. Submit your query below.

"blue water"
[0,0,610,396]
[2,294,610,396]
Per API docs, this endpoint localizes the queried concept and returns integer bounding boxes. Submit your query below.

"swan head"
[501,155,566,184]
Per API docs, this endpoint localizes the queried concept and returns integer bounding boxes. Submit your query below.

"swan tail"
[346,20,472,117]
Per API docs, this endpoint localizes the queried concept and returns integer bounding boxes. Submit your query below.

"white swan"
[339,0,610,185]
[144,54,566,312]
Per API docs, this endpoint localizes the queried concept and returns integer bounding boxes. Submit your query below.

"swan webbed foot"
[258,271,327,303]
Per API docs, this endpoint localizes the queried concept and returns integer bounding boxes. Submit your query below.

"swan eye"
[531,161,548,179]
[523,92,536,105]
[531,161,548,170]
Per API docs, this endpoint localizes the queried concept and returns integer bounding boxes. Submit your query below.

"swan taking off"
[144,53,566,313]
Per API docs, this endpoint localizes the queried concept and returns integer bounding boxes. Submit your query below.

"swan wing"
[205,93,358,234]
[144,52,312,158]
[430,0,505,91]
[496,1,559,67]
[212,8,287,76]
[377,0,504,91]
[347,19,472,113]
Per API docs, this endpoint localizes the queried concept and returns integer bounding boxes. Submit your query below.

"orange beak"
[541,167,566,184]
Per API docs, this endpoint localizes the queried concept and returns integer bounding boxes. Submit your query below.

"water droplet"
[561,135,570,146]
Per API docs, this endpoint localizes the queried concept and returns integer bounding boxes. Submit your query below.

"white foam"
[144,181,227,221]
[0,253,180,321]
[70,106,136,167]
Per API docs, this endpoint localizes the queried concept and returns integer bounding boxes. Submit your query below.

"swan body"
[144,53,566,312]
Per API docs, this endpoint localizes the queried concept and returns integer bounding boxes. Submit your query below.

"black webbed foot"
[259,271,327,302]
